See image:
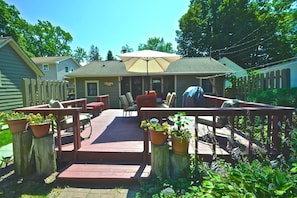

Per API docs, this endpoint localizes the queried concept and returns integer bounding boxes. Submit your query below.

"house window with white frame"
[42,64,49,71]
[85,81,98,97]
[65,66,69,73]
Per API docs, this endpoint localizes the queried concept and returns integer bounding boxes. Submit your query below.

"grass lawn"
[0,129,12,147]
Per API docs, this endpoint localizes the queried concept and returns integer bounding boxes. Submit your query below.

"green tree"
[177,0,296,68]
[72,47,87,64]
[138,37,175,52]
[24,20,72,57]
[88,45,101,62]
[1,0,73,57]
[0,0,28,51]
[106,50,116,60]
[121,45,133,53]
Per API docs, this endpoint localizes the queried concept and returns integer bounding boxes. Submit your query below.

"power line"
[219,35,274,56]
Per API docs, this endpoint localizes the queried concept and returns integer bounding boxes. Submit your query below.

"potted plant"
[140,117,170,145]
[0,112,28,134]
[168,112,192,155]
[27,113,55,138]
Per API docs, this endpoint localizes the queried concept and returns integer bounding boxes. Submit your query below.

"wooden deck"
[56,109,251,184]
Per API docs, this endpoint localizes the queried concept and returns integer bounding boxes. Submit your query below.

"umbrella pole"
[146,59,149,91]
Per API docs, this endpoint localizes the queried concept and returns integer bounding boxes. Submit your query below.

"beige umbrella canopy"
[117,50,182,75]
[117,50,182,91]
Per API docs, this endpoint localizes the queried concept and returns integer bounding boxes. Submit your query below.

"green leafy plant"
[140,118,170,133]
[0,112,27,124]
[26,113,55,125]
[168,112,192,140]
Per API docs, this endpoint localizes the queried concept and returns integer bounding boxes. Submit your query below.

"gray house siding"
[0,44,37,112]
[75,77,120,108]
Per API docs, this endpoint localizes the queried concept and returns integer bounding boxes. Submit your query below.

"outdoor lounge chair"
[126,92,136,106]
[197,99,240,129]
[119,95,137,116]
[159,92,176,108]
[49,99,92,139]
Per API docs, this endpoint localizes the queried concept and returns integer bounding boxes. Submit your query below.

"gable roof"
[66,57,233,78]
[31,56,81,67]
[0,37,44,77]
[218,57,247,77]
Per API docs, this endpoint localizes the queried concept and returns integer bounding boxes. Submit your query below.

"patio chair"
[163,92,171,105]
[126,92,136,106]
[49,99,92,139]
[197,99,240,129]
[119,95,137,116]
[159,92,176,108]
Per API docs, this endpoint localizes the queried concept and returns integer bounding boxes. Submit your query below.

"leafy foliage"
[177,0,296,68]
[138,37,175,53]
[246,87,297,108]
[88,45,101,62]
[138,154,297,197]
[73,47,87,64]
[168,112,192,140]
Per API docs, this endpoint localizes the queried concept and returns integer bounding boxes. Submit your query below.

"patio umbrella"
[117,50,182,90]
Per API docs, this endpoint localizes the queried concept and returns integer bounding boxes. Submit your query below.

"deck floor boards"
[56,109,251,183]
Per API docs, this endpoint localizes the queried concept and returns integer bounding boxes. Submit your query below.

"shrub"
[246,88,297,108]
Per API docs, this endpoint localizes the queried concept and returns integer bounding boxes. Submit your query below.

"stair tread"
[58,163,151,180]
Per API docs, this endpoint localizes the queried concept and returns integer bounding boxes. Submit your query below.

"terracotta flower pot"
[171,137,189,155]
[30,123,50,138]
[149,129,168,145]
[7,118,28,134]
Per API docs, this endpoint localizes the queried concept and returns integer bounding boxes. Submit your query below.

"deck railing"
[14,98,87,161]
[141,95,295,163]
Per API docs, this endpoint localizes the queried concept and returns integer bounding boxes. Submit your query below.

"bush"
[246,88,297,108]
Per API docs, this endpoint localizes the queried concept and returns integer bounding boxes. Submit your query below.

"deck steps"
[57,163,151,184]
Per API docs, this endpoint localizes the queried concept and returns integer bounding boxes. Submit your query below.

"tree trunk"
[151,143,170,179]
[33,133,56,176]
[12,130,35,176]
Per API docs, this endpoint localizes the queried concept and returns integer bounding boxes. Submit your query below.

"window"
[152,77,162,94]
[65,66,69,73]
[42,64,49,71]
[85,81,98,96]
[202,78,213,93]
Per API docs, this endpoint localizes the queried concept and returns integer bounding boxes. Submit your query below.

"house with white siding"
[31,56,81,81]
[257,58,297,88]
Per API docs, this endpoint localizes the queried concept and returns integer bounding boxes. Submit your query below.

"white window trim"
[42,64,49,71]
[85,80,99,97]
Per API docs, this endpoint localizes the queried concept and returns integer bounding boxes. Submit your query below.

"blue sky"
[5,0,190,60]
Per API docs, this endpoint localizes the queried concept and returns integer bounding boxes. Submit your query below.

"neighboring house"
[31,56,81,99]
[0,37,44,112]
[31,56,81,81]
[66,57,233,108]
[218,57,247,87]
[257,58,297,88]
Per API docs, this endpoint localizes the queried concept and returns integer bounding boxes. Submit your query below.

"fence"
[22,78,68,107]
[229,68,290,100]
